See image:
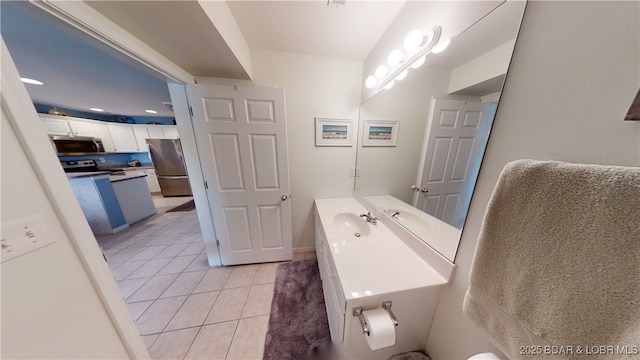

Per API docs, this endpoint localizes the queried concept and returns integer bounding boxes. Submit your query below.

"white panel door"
[414,98,496,229]
[187,84,292,265]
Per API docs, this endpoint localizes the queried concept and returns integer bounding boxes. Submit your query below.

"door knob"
[281,194,289,201]
[420,187,429,193]
[411,185,419,191]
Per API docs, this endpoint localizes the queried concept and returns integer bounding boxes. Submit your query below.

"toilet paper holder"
[353,301,399,336]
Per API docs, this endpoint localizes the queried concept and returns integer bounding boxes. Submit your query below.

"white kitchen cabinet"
[108,124,139,152]
[162,126,179,139]
[144,169,161,193]
[68,120,96,137]
[41,115,73,136]
[146,126,164,139]
[93,123,116,152]
[132,126,150,152]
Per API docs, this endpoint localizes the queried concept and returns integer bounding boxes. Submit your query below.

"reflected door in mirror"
[414,98,496,229]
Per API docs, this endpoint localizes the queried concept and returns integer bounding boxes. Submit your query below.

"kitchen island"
[67,171,156,234]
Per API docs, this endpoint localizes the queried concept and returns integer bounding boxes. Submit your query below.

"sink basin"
[333,212,371,236]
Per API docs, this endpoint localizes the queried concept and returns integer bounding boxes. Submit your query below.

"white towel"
[463,160,640,359]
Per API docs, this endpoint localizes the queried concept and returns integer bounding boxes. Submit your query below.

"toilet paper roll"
[363,308,396,350]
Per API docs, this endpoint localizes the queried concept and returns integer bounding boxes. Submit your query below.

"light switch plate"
[1,215,55,263]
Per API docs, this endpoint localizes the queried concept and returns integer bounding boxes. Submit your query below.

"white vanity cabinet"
[315,210,346,342]
[314,197,453,359]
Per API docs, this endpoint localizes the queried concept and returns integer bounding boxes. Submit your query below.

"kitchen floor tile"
[117,277,149,300]
[165,291,220,331]
[184,253,211,272]
[140,334,159,349]
[241,283,275,318]
[110,260,147,281]
[127,258,172,279]
[156,255,198,275]
[223,264,258,289]
[193,267,233,293]
[153,243,190,258]
[127,300,154,321]
[128,273,178,302]
[147,327,199,360]
[204,287,250,324]
[225,315,270,360]
[184,321,238,360]
[127,245,168,261]
[179,241,205,256]
[253,262,280,285]
[160,270,207,298]
[135,296,187,335]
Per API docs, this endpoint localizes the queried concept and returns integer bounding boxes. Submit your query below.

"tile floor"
[96,195,315,360]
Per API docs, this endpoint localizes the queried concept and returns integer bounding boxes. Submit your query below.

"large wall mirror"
[355,2,526,262]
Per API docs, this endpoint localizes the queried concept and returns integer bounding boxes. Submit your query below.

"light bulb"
[365,76,377,89]
[410,56,426,69]
[404,29,424,51]
[395,70,408,81]
[384,80,395,90]
[90,108,104,112]
[20,77,44,85]
[375,65,388,79]
[387,49,403,67]
[431,38,451,54]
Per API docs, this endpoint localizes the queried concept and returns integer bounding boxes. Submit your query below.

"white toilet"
[468,352,501,360]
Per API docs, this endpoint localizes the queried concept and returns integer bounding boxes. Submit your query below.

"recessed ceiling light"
[20,77,44,86]
[145,110,158,114]
[90,108,104,112]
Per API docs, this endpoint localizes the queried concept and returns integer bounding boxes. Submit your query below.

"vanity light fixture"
[20,77,44,85]
[90,107,104,112]
[145,109,158,114]
[365,26,445,93]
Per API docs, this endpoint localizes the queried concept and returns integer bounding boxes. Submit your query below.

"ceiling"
[0,1,519,119]
[1,1,404,118]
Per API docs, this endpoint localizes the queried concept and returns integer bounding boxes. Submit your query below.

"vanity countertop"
[315,197,448,301]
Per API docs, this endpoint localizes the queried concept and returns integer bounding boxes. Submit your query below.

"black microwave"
[50,136,106,156]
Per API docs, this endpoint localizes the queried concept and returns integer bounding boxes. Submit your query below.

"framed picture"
[315,118,354,146]
[362,120,399,147]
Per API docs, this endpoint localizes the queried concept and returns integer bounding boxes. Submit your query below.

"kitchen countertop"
[109,173,147,183]
[65,171,148,182]
[66,171,111,179]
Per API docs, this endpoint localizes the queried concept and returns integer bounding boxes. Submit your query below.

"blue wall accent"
[94,177,127,228]
[129,152,152,165]
[59,154,133,168]
[35,103,175,125]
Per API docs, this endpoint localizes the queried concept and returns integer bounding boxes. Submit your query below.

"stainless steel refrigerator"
[146,139,193,196]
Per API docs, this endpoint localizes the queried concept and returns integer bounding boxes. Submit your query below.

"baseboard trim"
[293,246,315,253]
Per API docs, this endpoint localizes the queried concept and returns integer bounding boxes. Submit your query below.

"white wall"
[357,65,451,202]
[1,37,145,359]
[1,113,133,359]
[425,2,640,359]
[249,50,363,249]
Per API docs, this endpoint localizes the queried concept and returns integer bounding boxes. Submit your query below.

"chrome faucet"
[360,212,378,225]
